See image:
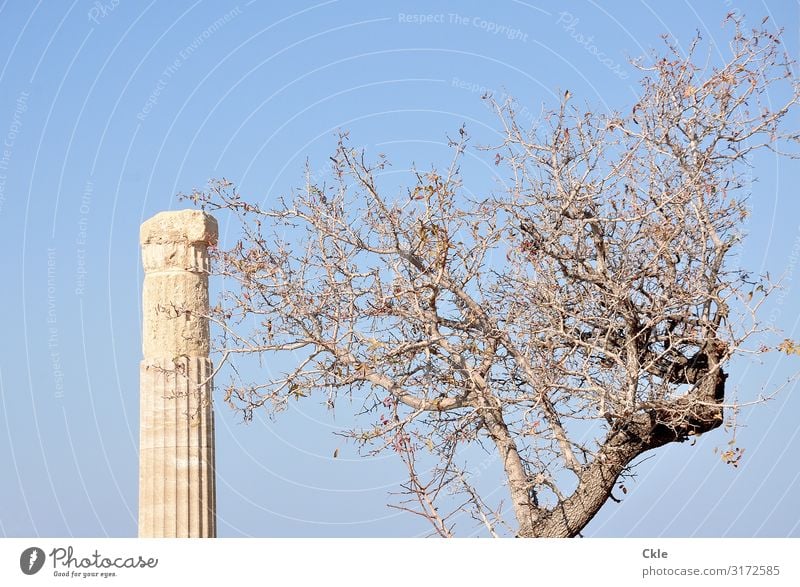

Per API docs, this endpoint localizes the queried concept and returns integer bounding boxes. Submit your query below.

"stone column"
[139,210,218,538]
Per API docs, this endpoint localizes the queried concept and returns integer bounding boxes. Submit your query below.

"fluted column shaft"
[139,210,218,538]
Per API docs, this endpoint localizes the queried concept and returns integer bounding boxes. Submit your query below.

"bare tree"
[185,18,799,537]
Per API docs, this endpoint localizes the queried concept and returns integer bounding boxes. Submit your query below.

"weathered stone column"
[139,210,217,538]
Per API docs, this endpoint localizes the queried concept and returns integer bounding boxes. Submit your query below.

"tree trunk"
[523,364,726,537]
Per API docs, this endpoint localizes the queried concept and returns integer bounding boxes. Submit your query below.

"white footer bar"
[1,538,796,585]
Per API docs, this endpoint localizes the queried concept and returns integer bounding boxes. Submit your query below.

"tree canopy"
[186,18,799,537]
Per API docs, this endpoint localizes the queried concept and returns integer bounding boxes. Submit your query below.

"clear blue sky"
[0,0,798,538]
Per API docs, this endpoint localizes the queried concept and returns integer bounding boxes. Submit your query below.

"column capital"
[141,210,218,274]
[140,209,218,247]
